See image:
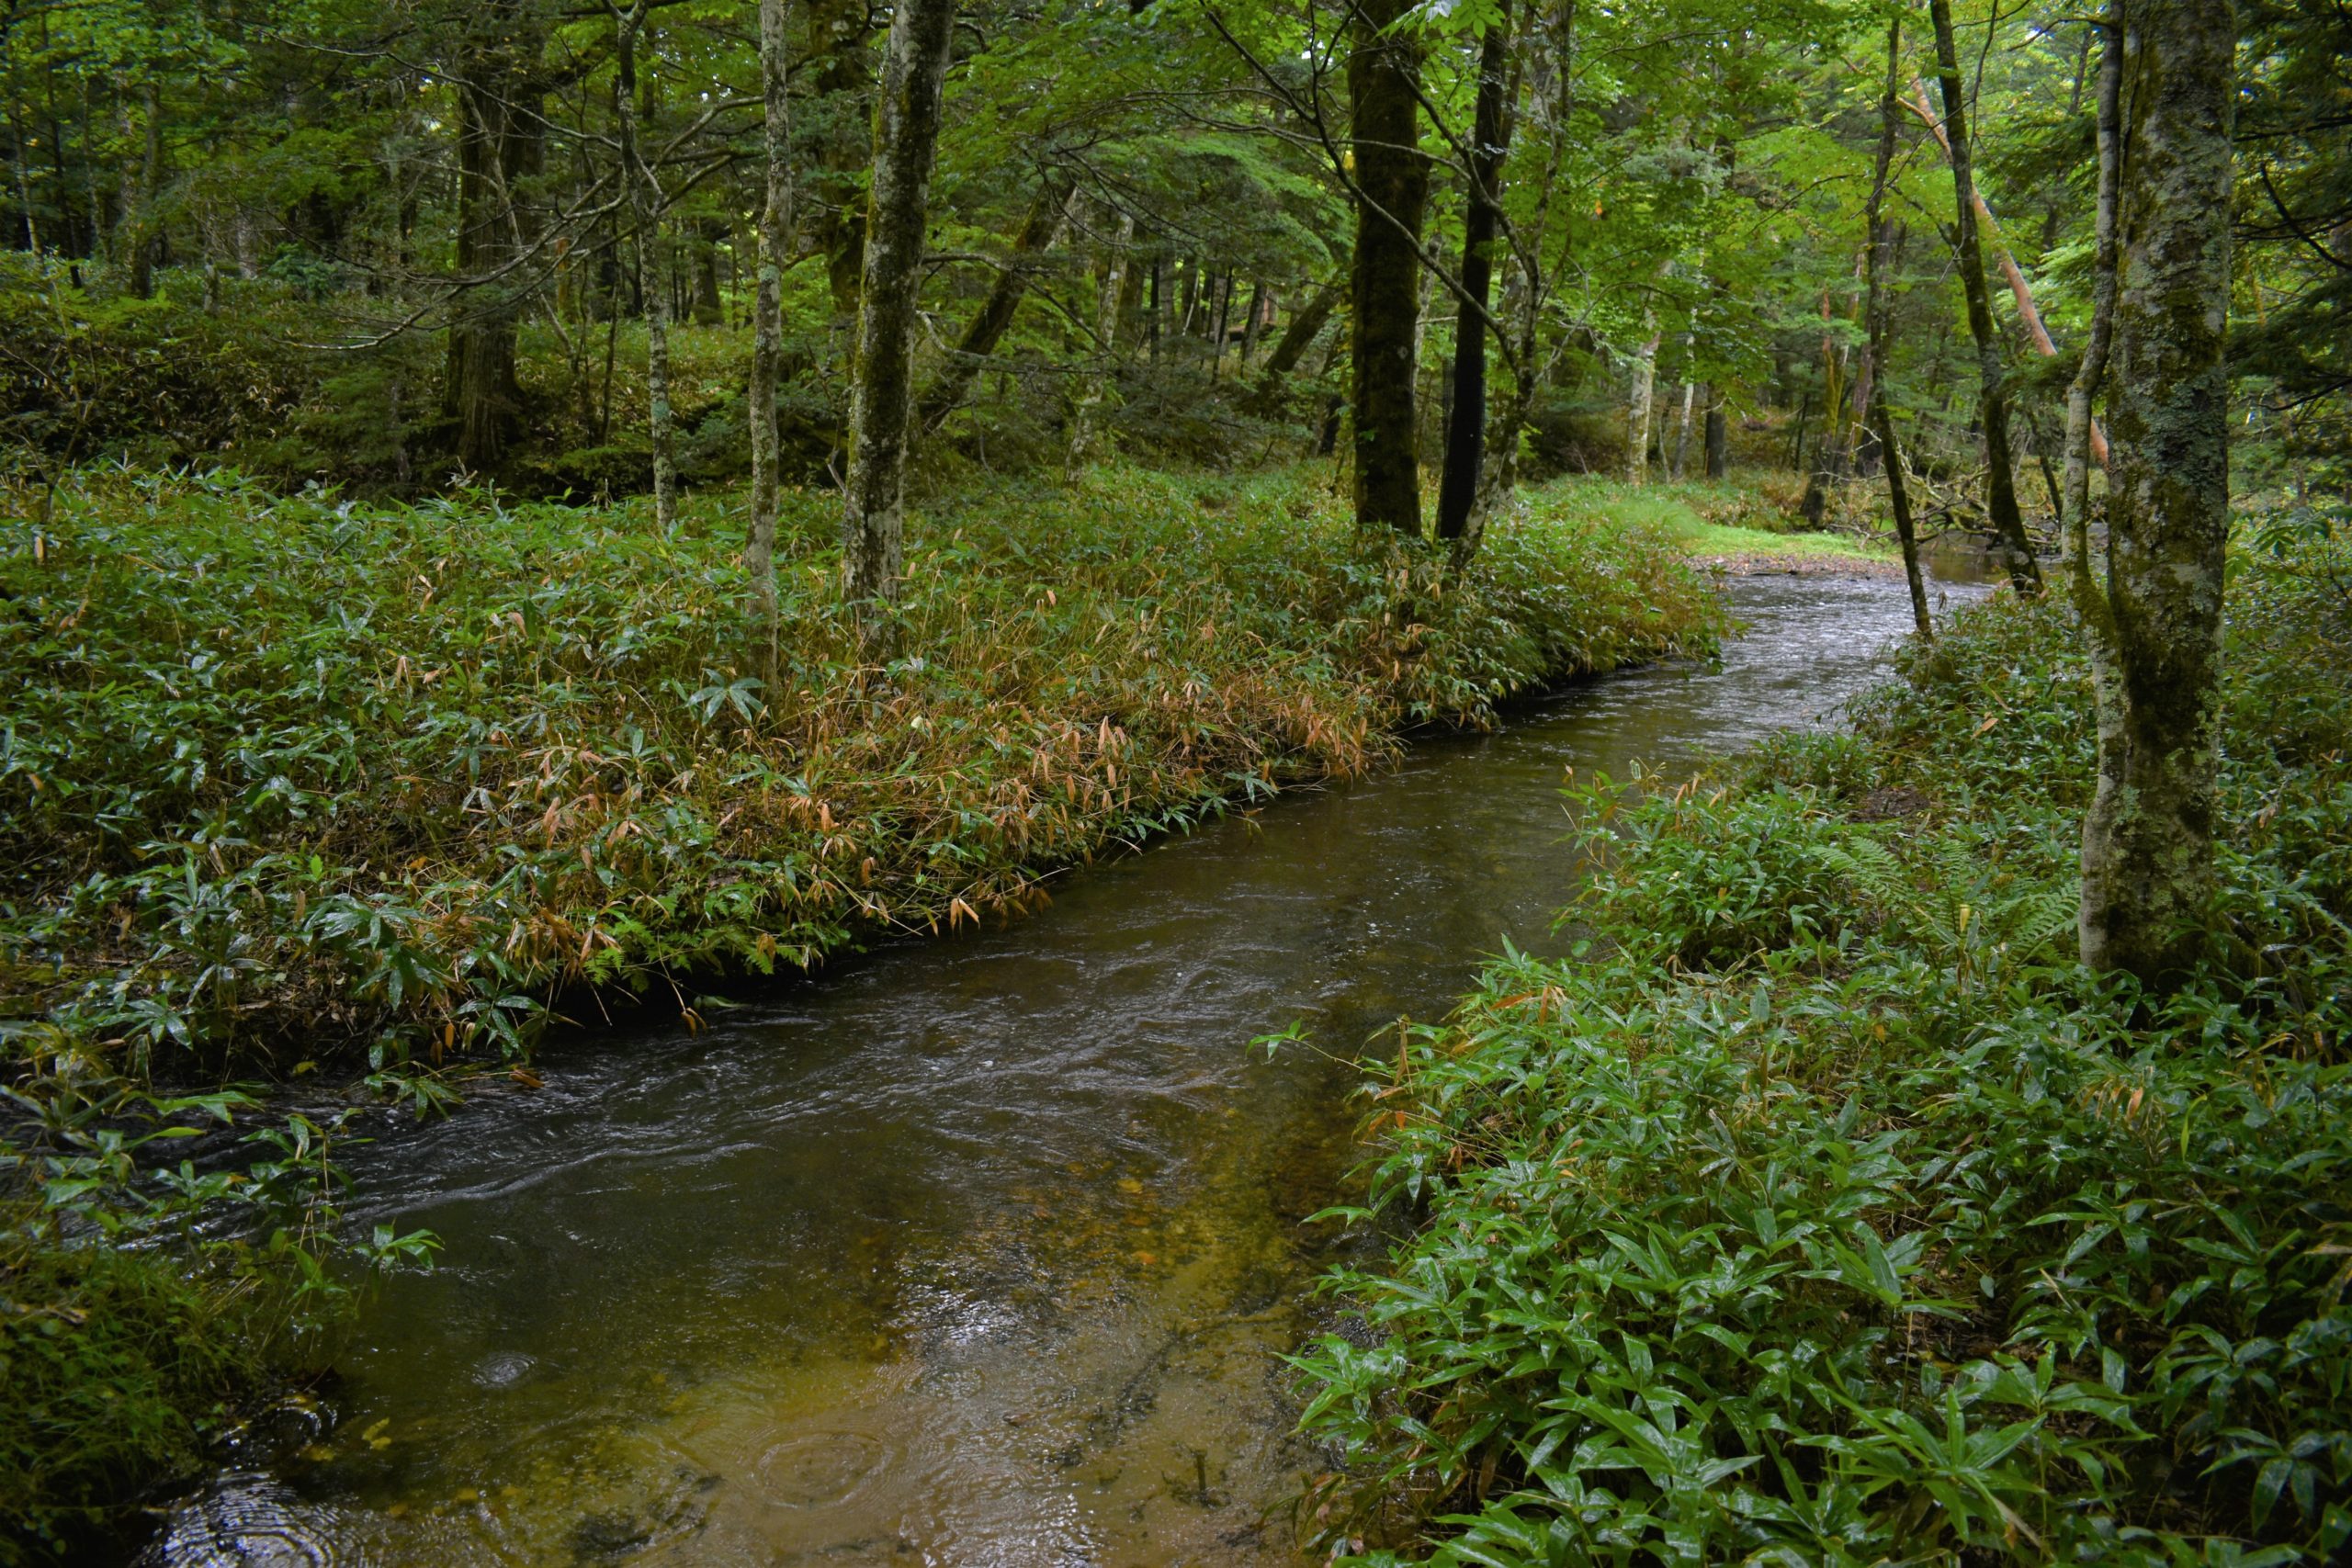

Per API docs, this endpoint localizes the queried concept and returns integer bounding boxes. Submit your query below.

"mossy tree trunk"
[916,174,1076,434]
[747,0,794,680]
[2076,0,2235,988]
[1928,0,2041,595]
[842,0,955,614]
[1348,0,1429,536]
[1437,11,1513,544]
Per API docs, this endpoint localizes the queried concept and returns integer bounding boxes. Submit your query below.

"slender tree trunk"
[747,0,795,680]
[842,0,955,614]
[127,77,158,299]
[1703,390,1728,479]
[1067,209,1133,479]
[1209,272,1235,379]
[2077,0,2234,987]
[1624,316,1659,484]
[1866,18,1930,639]
[1928,0,2041,594]
[918,175,1077,432]
[1348,0,1429,536]
[614,4,675,528]
[1438,12,1512,542]
[1669,378,1696,480]
[1908,75,2109,468]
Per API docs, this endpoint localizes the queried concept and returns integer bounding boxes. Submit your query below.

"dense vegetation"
[1300,519,2352,1562]
[0,461,1718,1558]
[1,0,2346,1558]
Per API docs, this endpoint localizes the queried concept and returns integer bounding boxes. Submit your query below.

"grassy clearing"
[1299,529,2352,1562]
[1537,473,1901,568]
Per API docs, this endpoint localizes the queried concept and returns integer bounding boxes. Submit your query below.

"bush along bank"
[1297,530,2352,1563]
[0,461,1720,1557]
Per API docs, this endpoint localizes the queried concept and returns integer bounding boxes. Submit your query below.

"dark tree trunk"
[1703,395,1728,479]
[842,0,955,612]
[2076,0,2236,987]
[1437,14,1512,543]
[1865,18,1931,639]
[445,3,547,474]
[1348,0,1430,535]
[1929,0,2041,594]
[692,218,725,324]
[918,175,1075,433]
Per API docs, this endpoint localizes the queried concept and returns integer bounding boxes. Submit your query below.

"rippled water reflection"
[148,569,1988,1567]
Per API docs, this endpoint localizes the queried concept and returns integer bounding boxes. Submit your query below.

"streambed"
[145,565,1989,1568]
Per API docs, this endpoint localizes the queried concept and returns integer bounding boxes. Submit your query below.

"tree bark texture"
[1067,209,1134,479]
[1865,19,1930,640]
[842,0,955,611]
[614,4,675,530]
[1928,0,2041,594]
[445,4,547,472]
[1348,0,1429,536]
[1437,13,1512,542]
[1703,396,1727,479]
[918,174,1076,433]
[2078,0,2235,987]
[747,0,795,669]
[1623,315,1659,484]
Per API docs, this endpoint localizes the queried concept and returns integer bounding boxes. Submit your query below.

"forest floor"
[1,459,1731,1560]
[1298,525,2352,1564]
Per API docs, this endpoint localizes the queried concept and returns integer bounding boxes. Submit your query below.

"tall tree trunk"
[1067,209,1134,479]
[614,4,675,529]
[2076,0,2234,987]
[1348,0,1429,536]
[747,0,795,680]
[126,76,158,299]
[1237,279,1265,367]
[445,3,546,474]
[1703,390,1728,479]
[1437,12,1512,543]
[1866,19,1931,640]
[842,0,955,614]
[917,175,1075,433]
[1623,315,1659,484]
[1928,0,2041,594]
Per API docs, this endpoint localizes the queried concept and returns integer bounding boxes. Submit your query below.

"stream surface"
[147,566,1989,1568]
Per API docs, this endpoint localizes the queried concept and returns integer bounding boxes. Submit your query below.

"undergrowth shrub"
[1300,527,2352,1564]
[0,461,1721,1078]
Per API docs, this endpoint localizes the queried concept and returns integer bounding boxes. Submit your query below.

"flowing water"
[146,566,1989,1568]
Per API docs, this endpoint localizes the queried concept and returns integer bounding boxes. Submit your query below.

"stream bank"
[135,569,1989,1567]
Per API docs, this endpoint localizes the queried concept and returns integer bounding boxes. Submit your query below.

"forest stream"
[141,564,1992,1568]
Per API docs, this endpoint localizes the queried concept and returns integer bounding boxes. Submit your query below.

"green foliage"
[1298,536,2352,1564]
[0,463,1722,1077]
[0,1060,435,1562]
